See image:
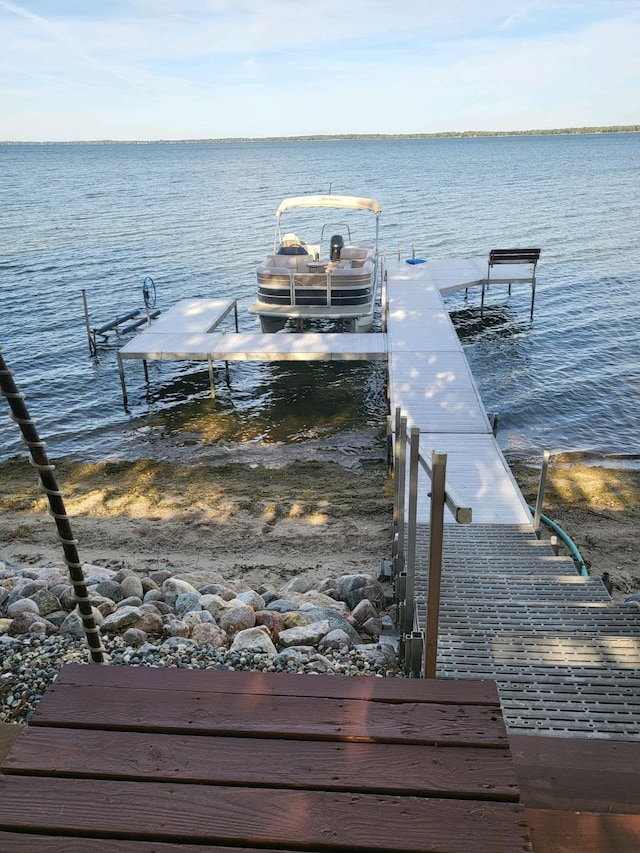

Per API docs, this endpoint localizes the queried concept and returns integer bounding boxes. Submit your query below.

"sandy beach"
[1,456,639,601]
[0,457,393,592]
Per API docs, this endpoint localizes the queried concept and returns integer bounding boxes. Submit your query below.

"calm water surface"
[1,135,639,469]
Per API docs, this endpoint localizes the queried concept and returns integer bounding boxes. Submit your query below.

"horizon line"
[1,124,639,145]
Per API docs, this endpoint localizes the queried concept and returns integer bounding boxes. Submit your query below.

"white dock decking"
[117,264,535,528]
[385,258,531,525]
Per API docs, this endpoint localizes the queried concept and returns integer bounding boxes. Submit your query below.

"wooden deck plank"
[2,727,519,800]
[29,683,508,746]
[509,734,640,814]
[0,776,531,853]
[525,809,640,853]
[509,733,640,772]
[0,833,298,853]
[49,663,500,704]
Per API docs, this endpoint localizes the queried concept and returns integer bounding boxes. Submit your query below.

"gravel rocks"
[0,563,399,724]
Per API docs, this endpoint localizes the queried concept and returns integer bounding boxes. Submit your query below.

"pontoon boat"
[249,194,383,333]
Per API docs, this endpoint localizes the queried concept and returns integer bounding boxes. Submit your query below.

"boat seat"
[341,246,374,265]
[263,254,313,272]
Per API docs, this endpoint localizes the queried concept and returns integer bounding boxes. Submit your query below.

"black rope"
[0,345,106,664]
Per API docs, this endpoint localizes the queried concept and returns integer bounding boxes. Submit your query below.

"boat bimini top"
[273,194,381,255]
[275,195,382,217]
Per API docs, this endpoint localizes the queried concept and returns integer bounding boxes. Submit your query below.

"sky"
[1,0,638,141]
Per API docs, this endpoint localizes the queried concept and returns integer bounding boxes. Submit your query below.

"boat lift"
[82,277,161,356]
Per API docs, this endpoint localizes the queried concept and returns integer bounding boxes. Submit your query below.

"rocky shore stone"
[7,599,39,618]
[100,606,144,632]
[254,610,285,640]
[30,589,61,617]
[191,622,227,648]
[95,580,124,602]
[278,620,332,648]
[218,605,255,634]
[333,574,386,609]
[230,626,277,655]
[120,575,144,599]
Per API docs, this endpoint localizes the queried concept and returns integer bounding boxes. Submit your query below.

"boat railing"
[390,406,472,678]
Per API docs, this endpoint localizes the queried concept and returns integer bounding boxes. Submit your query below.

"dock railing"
[390,407,472,678]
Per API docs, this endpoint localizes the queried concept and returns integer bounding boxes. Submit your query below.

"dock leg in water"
[208,355,216,399]
[117,354,128,410]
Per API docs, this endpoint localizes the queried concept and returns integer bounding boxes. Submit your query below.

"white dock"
[385,258,530,525]
[117,265,536,529]
[383,259,640,740]
[117,298,387,406]
[114,253,640,738]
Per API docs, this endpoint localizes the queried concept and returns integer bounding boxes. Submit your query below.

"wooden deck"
[0,663,531,852]
[511,734,640,853]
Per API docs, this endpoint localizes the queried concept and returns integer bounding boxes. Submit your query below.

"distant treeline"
[2,125,639,145]
[215,125,640,143]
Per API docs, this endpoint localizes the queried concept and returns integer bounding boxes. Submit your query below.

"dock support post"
[142,359,149,384]
[117,354,128,410]
[402,631,424,678]
[480,282,486,317]
[233,302,239,332]
[404,427,420,635]
[533,449,550,533]
[393,409,407,578]
[530,279,536,321]
[424,451,447,679]
[386,414,393,476]
[208,356,216,399]
[82,289,96,357]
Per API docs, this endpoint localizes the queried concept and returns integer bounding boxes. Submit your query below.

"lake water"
[1,134,639,470]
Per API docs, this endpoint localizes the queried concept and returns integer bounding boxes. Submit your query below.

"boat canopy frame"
[275,195,381,217]
[274,195,381,256]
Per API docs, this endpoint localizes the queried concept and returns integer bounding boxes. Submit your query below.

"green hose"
[529,506,589,576]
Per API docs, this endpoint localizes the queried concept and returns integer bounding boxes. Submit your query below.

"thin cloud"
[1,0,638,140]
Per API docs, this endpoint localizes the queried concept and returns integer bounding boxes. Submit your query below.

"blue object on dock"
[406,258,425,265]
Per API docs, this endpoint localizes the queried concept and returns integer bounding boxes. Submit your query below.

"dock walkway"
[384,258,640,741]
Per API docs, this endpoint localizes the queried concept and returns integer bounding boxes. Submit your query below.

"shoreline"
[1,456,639,601]
[3,126,639,145]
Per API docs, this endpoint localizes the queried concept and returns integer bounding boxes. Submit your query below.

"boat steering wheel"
[142,276,156,309]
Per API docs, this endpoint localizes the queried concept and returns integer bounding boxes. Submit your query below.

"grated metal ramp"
[414,524,582,576]
[411,523,640,739]
[437,635,640,739]
[432,602,640,634]
[416,575,613,602]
